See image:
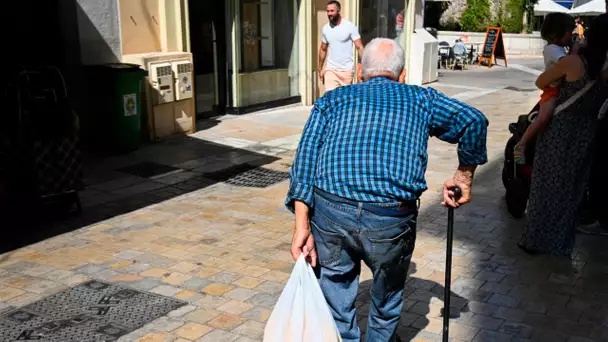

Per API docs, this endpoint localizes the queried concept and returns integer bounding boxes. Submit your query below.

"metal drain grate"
[117,162,182,179]
[202,163,261,182]
[223,167,290,188]
[0,280,185,341]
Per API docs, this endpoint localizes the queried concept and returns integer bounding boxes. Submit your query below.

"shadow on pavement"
[1,135,288,255]
[357,261,470,341]
[355,153,608,340]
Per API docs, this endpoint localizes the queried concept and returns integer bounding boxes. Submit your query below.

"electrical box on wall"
[122,51,196,141]
[149,62,174,104]
[172,60,193,101]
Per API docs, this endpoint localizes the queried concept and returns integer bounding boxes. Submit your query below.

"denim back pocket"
[310,213,345,267]
[364,217,416,290]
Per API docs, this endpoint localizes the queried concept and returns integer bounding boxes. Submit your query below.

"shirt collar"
[366,76,396,83]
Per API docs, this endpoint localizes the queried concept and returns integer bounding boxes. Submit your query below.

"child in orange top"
[514,13,575,164]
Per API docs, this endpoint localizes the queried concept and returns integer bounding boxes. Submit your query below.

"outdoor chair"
[451,43,468,70]
[438,41,451,69]
[468,44,479,65]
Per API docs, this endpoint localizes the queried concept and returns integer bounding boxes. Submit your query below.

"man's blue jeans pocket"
[311,213,345,267]
[364,217,415,292]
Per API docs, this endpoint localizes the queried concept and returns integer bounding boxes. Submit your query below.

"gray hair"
[361,38,405,80]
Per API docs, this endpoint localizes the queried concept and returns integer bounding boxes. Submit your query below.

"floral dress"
[519,59,607,256]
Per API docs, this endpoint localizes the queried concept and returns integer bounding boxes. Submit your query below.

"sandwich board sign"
[479,26,508,68]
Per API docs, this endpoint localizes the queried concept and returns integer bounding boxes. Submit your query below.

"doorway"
[188,0,228,118]
[359,0,406,44]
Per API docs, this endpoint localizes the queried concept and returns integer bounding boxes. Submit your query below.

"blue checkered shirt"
[286,77,488,211]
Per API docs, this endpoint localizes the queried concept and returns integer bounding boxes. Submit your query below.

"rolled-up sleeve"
[426,88,489,166]
[285,99,329,212]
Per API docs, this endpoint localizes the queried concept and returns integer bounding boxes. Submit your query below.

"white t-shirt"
[543,44,567,87]
[543,44,567,70]
[322,19,361,71]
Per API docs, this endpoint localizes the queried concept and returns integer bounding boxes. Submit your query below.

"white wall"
[438,31,545,57]
[409,29,439,85]
[76,0,122,64]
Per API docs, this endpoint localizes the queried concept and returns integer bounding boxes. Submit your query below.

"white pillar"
[230,0,241,107]
[182,0,191,52]
[300,0,314,105]
[403,0,416,83]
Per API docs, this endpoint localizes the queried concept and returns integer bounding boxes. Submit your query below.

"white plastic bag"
[263,255,342,342]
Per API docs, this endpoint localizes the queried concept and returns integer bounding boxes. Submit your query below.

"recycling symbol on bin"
[123,93,137,116]
[126,97,136,114]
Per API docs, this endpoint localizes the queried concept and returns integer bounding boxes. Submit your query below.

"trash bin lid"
[103,63,143,71]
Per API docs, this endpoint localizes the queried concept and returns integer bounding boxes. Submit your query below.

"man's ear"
[357,64,363,82]
[399,69,406,83]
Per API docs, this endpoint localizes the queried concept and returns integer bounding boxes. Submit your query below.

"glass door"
[359,0,406,45]
[188,0,229,117]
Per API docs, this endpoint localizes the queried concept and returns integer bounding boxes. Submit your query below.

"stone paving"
[2,66,608,341]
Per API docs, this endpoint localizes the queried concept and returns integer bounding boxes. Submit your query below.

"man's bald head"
[361,38,405,81]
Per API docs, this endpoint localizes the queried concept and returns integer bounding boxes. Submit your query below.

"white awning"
[569,0,606,15]
[534,0,570,15]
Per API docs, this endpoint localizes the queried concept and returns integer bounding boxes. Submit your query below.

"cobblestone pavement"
[2,66,608,342]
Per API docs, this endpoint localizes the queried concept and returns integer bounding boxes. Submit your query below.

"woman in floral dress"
[519,14,608,256]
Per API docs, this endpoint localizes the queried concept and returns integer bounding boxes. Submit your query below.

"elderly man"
[286,38,489,342]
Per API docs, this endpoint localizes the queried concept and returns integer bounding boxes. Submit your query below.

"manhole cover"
[0,280,185,341]
[224,167,290,188]
[117,162,182,179]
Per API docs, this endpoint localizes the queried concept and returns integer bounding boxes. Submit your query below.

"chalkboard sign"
[478,26,508,68]
[482,28,498,58]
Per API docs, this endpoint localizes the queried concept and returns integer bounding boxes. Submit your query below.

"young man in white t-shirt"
[318,1,364,92]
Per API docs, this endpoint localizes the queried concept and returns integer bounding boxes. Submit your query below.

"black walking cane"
[442,187,461,342]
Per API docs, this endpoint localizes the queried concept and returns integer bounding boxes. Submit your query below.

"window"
[240,0,296,72]
[359,0,405,45]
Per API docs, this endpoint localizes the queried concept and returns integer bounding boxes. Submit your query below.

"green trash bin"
[85,63,148,154]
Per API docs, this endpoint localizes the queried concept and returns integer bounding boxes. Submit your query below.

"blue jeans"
[311,189,417,342]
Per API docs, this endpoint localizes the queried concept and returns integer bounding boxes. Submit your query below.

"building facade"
[74,0,424,117]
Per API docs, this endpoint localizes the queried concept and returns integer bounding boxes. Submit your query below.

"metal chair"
[468,44,481,65]
[438,41,451,69]
[451,43,468,70]
[467,44,474,65]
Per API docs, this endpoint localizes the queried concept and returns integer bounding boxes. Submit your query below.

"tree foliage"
[500,0,526,32]
[439,0,538,33]
[440,0,467,30]
[460,0,492,32]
